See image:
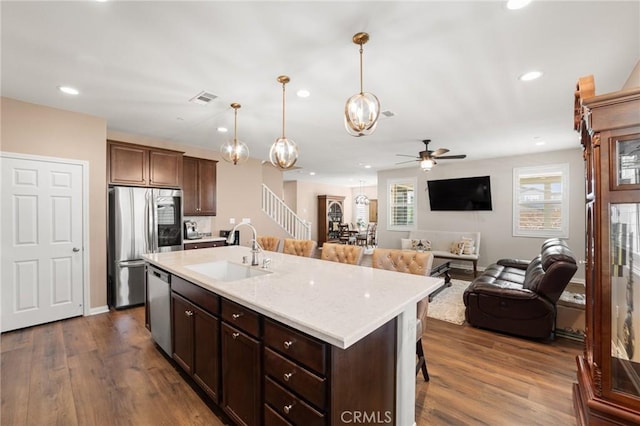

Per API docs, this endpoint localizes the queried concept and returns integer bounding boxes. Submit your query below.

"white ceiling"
[2,1,639,187]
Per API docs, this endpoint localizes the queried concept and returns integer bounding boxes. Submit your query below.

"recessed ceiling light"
[217,127,228,133]
[364,165,372,169]
[296,89,310,98]
[519,70,543,81]
[506,0,533,10]
[535,141,546,146]
[58,86,79,95]
[309,172,316,176]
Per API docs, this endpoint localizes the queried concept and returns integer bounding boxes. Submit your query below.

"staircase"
[262,184,311,240]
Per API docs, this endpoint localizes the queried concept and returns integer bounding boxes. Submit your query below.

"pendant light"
[345,32,380,137]
[220,103,249,165]
[355,180,370,205]
[269,75,299,169]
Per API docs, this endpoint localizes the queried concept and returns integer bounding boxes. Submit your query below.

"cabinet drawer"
[264,377,325,426]
[184,241,224,250]
[264,319,326,375]
[264,348,326,410]
[171,275,219,315]
[264,404,292,426]
[221,299,260,338]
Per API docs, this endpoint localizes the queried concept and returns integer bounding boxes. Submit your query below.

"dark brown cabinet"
[171,276,221,402]
[183,240,225,250]
[317,195,344,247]
[166,274,396,426]
[183,156,217,216]
[221,299,262,426]
[108,140,183,188]
[573,77,640,424]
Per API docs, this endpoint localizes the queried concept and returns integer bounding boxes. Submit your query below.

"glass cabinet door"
[610,203,640,397]
[612,135,640,190]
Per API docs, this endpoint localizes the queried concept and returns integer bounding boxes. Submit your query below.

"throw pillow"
[411,239,431,251]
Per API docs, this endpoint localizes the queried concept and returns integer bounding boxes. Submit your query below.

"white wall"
[377,147,586,280]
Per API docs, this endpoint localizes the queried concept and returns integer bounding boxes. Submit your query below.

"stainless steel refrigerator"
[108,186,182,309]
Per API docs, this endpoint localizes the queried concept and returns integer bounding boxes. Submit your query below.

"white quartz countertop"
[143,246,443,349]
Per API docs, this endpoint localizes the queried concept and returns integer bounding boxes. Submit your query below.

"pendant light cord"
[359,44,364,95]
[281,82,286,139]
[233,107,238,149]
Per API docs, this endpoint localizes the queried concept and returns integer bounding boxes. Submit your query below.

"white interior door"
[1,154,85,332]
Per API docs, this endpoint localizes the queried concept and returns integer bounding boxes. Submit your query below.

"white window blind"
[513,164,569,238]
[388,178,416,230]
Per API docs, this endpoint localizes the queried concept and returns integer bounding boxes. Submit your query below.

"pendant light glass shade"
[345,32,380,137]
[355,180,370,205]
[269,75,299,169]
[220,103,249,165]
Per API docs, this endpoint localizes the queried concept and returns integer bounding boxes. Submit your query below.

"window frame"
[387,177,417,231]
[512,163,570,238]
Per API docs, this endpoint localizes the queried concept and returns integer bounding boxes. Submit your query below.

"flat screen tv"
[427,175,492,211]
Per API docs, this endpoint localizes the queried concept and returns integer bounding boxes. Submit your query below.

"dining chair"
[257,236,280,252]
[367,222,377,247]
[320,242,364,265]
[371,248,434,381]
[282,238,317,257]
[356,224,370,246]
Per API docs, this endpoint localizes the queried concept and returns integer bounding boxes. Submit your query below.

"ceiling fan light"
[345,92,380,137]
[269,137,298,170]
[421,159,434,171]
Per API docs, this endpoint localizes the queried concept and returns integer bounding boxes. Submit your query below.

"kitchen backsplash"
[184,216,215,235]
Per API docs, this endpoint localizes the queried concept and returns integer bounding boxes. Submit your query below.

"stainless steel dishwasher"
[147,265,172,356]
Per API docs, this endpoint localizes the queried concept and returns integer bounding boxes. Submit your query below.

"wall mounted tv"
[427,175,493,211]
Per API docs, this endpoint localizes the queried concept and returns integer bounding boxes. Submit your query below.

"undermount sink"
[185,260,271,282]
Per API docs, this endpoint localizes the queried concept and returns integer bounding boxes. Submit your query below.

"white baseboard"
[89,305,110,316]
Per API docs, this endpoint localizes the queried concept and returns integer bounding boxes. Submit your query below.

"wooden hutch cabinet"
[108,140,183,188]
[573,76,640,425]
[317,195,345,247]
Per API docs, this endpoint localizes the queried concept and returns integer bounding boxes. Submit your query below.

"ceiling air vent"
[381,110,395,118]
[189,91,218,105]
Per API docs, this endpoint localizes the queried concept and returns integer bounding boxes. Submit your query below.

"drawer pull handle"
[283,372,294,382]
[232,332,240,339]
[232,313,243,320]
[185,310,194,317]
[283,340,293,350]
[283,403,295,414]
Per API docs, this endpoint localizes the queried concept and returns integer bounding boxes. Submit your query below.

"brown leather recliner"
[463,238,578,339]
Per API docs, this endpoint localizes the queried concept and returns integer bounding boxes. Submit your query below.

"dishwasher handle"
[148,266,169,283]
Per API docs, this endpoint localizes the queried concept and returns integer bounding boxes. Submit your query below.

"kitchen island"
[144,245,442,426]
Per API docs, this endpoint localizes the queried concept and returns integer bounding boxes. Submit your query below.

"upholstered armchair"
[282,238,317,258]
[257,236,280,252]
[320,242,364,265]
[463,238,578,339]
[371,249,434,381]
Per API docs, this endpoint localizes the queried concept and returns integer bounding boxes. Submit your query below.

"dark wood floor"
[1,299,582,425]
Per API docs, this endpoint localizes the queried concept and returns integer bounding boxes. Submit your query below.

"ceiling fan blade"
[396,154,419,158]
[395,159,419,165]
[431,148,449,157]
[436,154,467,160]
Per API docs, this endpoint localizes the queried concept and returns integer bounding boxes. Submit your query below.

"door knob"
[72,247,80,252]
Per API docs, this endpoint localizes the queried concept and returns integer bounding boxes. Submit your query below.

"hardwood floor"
[1,301,581,425]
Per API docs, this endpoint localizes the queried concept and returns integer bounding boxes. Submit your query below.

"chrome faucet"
[227,222,262,266]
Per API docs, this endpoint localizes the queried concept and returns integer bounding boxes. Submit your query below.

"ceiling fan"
[396,139,467,170]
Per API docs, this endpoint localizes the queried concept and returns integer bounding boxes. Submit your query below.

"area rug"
[426,279,470,325]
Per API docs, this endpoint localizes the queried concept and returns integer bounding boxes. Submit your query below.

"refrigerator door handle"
[150,189,158,253]
[118,260,147,268]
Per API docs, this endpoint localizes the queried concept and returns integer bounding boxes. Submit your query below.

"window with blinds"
[513,164,569,238]
[388,178,416,230]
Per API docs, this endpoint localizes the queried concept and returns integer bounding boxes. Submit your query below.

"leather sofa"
[463,238,578,339]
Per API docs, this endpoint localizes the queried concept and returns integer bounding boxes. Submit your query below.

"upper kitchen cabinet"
[108,140,183,188]
[183,156,217,216]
